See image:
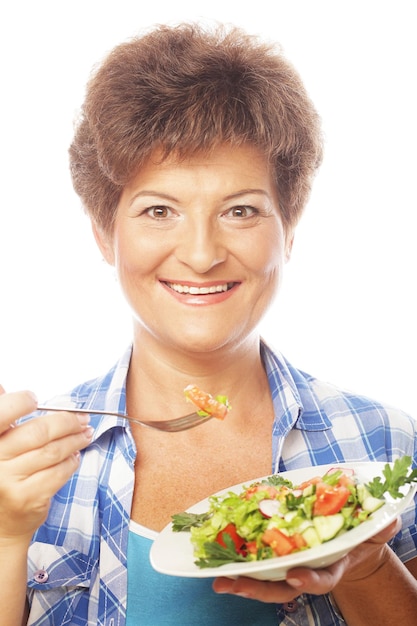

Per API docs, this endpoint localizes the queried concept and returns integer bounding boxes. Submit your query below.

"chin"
[178,338,229,355]
[171,327,254,357]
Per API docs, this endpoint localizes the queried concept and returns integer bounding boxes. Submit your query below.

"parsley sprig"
[366,456,417,499]
[194,534,250,568]
[261,475,293,488]
[171,511,212,532]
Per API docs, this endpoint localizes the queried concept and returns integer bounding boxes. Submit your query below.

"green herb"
[366,456,417,499]
[285,492,304,510]
[261,475,294,488]
[171,511,212,532]
[215,395,230,407]
[194,533,250,568]
[322,470,343,486]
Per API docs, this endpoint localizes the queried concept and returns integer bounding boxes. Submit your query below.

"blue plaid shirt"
[25,341,417,625]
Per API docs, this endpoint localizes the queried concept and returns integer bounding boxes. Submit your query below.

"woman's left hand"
[212,517,401,603]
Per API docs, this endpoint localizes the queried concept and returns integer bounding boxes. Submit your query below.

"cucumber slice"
[361,496,384,513]
[313,514,345,542]
[302,526,321,548]
[341,505,356,520]
[356,483,384,512]
[356,483,371,505]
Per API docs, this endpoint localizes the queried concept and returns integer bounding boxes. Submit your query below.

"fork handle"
[37,405,141,424]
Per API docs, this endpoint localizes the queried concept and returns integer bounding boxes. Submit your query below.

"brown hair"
[69,23,323,232]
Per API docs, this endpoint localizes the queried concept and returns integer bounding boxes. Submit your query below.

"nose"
[174,218,227,273]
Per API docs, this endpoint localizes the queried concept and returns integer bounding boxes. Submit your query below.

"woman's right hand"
[0,386,93,543]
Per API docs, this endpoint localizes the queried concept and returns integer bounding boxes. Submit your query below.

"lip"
[160,280,240,305]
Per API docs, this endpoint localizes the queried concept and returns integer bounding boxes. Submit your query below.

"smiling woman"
[0,20,416,626]
[92,143,291,355]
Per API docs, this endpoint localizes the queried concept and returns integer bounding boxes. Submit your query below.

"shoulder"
[295,365,417,460]
[262,340,416,454]
[306,370,414,426]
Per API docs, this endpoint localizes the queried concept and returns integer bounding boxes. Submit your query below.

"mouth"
[163,281,237,295]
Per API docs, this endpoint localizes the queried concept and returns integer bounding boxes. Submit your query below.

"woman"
[0,23,416,625]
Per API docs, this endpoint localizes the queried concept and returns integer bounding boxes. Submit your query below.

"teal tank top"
[126,522,278,625]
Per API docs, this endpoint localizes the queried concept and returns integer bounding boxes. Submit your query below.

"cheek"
[249,230,286,275]
[113,233,173,289]
[113,242,144,287]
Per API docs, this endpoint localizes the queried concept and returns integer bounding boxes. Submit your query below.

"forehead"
[127,143,274,188]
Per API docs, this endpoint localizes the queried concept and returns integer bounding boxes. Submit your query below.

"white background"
[0,1,415,416]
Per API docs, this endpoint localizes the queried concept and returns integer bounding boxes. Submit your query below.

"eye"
[145,205,173,219]
[225,205,257,218]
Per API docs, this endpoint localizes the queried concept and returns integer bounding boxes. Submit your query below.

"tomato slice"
[262,528,298,556]
[292,532,307,550]
[243,484,281,500]
[298,476,323,490]
[215,523,246,554]
[337,473,355,489]
[313,482,351,516]
[245,541,258,555]
[183,384,229,420]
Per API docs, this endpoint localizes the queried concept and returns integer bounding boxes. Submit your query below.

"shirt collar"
[63,341,332,442]
[65,345,132,441]
[261,340,333,434]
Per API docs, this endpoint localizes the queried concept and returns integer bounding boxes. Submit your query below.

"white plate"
[150,462,416,581]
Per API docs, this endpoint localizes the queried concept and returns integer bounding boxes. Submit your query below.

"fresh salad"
[184,385,230,421]
[172,457,417,568]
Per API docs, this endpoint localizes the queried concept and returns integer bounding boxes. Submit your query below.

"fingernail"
[287,577,303,588]
[77,413,90,425]
[83,426,94,439]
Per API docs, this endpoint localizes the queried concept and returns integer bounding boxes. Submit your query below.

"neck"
[126,328,267,422]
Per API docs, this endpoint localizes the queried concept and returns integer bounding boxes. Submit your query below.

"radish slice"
[258,499,282,518]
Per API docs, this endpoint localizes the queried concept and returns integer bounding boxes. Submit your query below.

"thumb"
[369,517,402,545]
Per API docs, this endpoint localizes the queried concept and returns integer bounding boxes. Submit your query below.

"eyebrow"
[128,191,179,206]
[129,188,270,206]
[223,188,270,201]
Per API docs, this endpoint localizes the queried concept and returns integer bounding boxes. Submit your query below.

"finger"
[20,451,83,499]
[285,559,347,594]
[213,576,301,603]
[368,517,402,544]
[0,390,37,431]
[0,384,6,394]
[0,451,82,538]
[0,410,91,459]
[214,558,349,602]
[7,427,93,476]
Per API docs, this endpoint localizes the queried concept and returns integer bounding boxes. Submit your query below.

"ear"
[91,222,115,266]
[285,231,295,262]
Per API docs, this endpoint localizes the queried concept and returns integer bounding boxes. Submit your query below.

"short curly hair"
[69,23,323,233]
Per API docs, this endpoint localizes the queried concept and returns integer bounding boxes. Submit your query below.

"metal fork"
[36,405,213,432]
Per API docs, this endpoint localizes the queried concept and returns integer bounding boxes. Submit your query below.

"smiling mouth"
[164,282,236,295]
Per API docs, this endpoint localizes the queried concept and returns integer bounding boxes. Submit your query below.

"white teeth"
[167,282,231,294]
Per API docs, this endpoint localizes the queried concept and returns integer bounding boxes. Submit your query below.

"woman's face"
[95,144,293,355]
